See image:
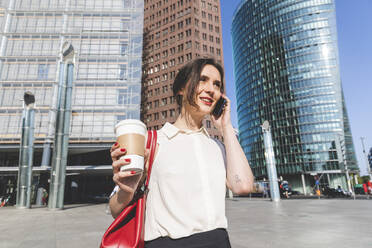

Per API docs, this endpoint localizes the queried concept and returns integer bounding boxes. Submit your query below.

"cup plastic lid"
[115,119,147,131]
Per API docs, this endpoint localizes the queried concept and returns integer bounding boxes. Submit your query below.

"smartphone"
[212,97,227,118]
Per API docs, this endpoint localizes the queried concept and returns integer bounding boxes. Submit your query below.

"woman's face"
[185,64,222,116]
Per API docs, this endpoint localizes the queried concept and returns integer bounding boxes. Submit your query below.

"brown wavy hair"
[172,58,224,108]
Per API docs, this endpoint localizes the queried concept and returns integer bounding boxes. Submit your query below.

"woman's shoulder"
[150,124,169,143]
[154,122,175,140]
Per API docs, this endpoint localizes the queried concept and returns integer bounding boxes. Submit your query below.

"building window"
[177,44,184,52]
[170,71,176,78]
[123,0,131,8]
[162,73,168,81]
[120,42,128,56]
[186,40,192,49]
[178,21,183,29]
[194,18,199,27]
[162,85,168,93]
[162,39,168,47]
[147,102,152,110]
[178,56,184,64]
[161,111,167,119]
[118,89,128,104]
[121,19,130,31]
[195,41,200,50]
[119,64,127,80]
[178,32,184,40]
[170,59,176,66]
[186,53,192,61]
[195,29,199,38]
[38,64,49,80]
[216,48,221,56]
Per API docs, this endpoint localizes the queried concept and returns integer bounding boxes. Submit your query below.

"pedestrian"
[362,182,368,195]
[109,58,254,247]
[367,181,372,195]
[71,180,78,203]
[42,189,48,206]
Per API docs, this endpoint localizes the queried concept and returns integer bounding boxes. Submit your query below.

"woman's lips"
[200,97,213,106]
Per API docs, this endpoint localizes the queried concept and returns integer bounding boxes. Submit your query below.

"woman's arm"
[109,187,135,218]
[108,144,149,218]
[222,124,254,194]
[212,95,254,195]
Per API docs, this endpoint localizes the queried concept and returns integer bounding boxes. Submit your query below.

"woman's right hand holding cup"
[111,142,141,195]
[110,142,149,195]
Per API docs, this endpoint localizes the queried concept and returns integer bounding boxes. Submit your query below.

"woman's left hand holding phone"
[211,94,233,133]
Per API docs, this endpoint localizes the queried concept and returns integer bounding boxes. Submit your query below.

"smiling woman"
[109,58,254,248]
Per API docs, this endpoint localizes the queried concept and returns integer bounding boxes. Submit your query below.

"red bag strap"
[145,130,157,187]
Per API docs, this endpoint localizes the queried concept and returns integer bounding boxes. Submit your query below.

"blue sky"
[220,0,372,175]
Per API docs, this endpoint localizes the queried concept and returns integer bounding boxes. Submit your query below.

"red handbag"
[100,130,157,248]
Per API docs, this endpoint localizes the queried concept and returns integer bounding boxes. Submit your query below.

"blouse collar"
[161,122,210,139]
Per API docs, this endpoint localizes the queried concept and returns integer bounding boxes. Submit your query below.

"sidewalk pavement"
[1,198,372,248]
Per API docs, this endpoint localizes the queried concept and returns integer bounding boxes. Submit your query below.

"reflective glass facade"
[0,0,143,146]
[232,0,358,186]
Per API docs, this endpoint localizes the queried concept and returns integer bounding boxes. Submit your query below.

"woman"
[109,58,254,247]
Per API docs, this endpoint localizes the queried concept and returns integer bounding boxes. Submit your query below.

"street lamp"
[48,41,75,210]
[261,120,280,202]
[334,133,352,194]
[16,92,35,208]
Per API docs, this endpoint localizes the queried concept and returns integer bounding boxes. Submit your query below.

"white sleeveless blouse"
[144,122,227,241]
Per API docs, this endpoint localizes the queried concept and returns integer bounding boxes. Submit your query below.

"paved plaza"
[1,198,371,248]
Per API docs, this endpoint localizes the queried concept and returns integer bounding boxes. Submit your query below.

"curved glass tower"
[232,0,358,192]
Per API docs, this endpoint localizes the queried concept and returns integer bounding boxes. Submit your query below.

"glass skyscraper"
[0,0,143,200]
[232,0,358,192]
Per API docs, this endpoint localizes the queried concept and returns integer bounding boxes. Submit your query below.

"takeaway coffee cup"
[115,119,147,174]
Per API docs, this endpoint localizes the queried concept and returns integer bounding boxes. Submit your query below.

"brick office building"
[141,0,224,139]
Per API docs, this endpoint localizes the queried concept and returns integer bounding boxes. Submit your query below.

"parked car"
[87,193,109,203]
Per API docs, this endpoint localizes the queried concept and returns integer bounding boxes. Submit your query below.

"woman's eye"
[214,82,221,88]
[200,76,207,82]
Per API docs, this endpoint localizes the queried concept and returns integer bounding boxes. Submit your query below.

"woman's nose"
[204,81,214,93]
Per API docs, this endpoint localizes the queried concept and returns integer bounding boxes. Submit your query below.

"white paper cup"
[115,119,147,174]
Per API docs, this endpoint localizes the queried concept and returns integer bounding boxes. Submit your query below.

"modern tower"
[141,0,224,139]
[232,0,358,193]
[0,0,144,201]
